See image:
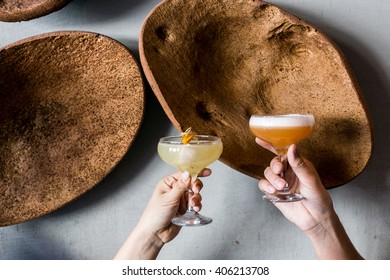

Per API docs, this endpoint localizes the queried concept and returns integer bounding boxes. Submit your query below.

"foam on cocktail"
[249,114,314,128]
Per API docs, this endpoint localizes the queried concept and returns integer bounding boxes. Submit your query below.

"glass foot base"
[172,211,212,226]
[263,192,304,203]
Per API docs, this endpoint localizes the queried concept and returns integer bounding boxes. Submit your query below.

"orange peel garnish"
[181,127,195,144]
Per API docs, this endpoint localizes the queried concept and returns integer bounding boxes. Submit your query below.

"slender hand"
[257,139,363,259]
[114,169,211,260]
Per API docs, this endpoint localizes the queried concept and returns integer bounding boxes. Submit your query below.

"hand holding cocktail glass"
[158,134,223,226]
[249,114,315,202]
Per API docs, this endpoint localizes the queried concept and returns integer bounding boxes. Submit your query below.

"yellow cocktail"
[158,139,223,178]
[158,135,223,226]
[249,114,315,202]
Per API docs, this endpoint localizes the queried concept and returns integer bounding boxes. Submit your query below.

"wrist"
[304,208,362,259]
[303,207,337,239]
[134,224,165,255]
[114,225,165,260]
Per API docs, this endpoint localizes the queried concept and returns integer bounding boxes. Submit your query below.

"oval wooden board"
[0,31,144,226]
[140,0,373,188]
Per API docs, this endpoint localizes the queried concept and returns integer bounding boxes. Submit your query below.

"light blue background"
[0,0,389,259]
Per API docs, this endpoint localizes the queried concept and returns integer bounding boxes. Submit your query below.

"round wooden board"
[0,31,144,226]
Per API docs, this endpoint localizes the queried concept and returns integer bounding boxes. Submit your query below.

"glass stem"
[187,189,194,212]
[187,175,197,212]
[280,154,290,193]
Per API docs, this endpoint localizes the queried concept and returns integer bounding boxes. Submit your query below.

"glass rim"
[159,135,221,144]
[249,114,315,126]
[250,113,314,118]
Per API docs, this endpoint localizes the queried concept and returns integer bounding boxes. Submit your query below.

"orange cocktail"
[249,115,314,154]
[249,114,315,202]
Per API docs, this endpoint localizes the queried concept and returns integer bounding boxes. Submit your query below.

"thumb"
[287,144,320,186]
[166,171,191,201]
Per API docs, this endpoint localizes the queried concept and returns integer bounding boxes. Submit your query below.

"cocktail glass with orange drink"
[249,114,315,202]
[158,131,223,226]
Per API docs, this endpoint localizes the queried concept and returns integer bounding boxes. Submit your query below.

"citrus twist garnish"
[181,127,196,144]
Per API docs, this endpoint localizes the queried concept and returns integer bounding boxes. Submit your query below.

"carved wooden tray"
[0,31,144,226]
[140,0,372,188]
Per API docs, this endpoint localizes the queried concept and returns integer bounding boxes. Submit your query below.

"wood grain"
[0,31,144,226]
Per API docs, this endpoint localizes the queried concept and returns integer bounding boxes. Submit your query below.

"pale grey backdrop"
[0,0,389,259]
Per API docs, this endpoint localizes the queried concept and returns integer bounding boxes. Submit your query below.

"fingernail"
[266,185,275,193]
[181,171,190,183]
[272,162,281,173]
[192,183,200,193]
[276,179,285,189]
[192,200,200,211]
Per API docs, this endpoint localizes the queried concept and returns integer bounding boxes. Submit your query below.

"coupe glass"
[249,114,315,202]
[158,135,223,226]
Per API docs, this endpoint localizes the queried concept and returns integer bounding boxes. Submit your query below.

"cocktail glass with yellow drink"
[249,114,315,202]
[158,130,223,226]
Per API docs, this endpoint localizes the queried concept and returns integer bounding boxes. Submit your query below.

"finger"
[198,168,212,177]
[287,144,322,188]
[258,177,276,194]
[191,193,202,203]
[255,137,277,154]
[264,166,286,191]
[159,174,178,194]
[191,178,203,193]
[191,193,202,212]
[270,156,284,175]
[193,202,202,212]
[166,171,191,201]
[160,170,183,188]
